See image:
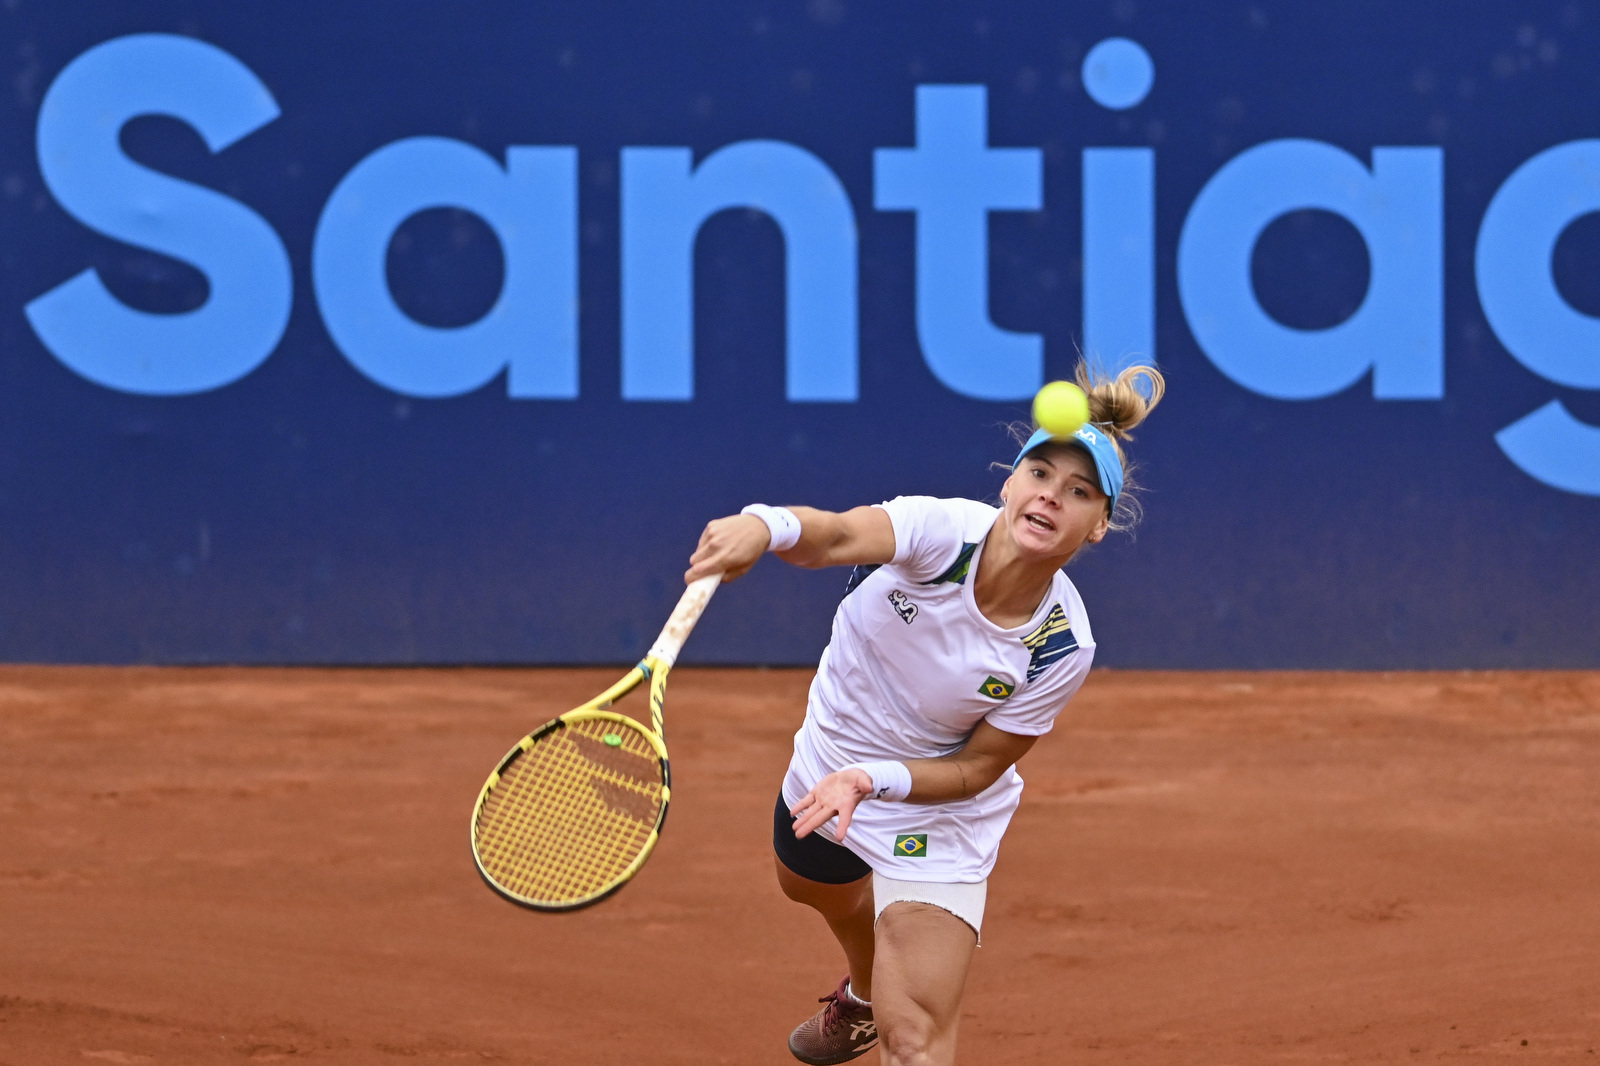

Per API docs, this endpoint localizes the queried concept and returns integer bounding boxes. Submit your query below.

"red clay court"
[3,666,1598,1064]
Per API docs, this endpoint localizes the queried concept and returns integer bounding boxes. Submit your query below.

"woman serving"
[685,363,1164,1066]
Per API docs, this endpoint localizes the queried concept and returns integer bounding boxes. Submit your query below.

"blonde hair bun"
[1075,362,1165,441]
[1072,360,1165,533]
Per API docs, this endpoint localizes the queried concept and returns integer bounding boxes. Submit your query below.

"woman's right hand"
[686,513,775,584]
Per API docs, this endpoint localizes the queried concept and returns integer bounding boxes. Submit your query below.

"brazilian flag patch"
[978,675,1015,700]
[893,834,928,857]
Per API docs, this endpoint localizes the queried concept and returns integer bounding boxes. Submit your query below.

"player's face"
[1003,444,1110,559]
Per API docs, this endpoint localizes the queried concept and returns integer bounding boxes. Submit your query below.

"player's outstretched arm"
[779,505,895,569]
[686,505,894,584]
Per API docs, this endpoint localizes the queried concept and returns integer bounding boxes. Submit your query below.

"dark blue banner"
[0,1,1595,666]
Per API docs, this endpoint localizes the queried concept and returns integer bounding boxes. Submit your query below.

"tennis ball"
[1032,380,1090,437]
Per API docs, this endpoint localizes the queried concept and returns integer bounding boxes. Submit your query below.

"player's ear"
[1087,511,1110,543]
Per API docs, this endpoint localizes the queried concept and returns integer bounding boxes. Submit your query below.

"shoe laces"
[817,978,856,1035]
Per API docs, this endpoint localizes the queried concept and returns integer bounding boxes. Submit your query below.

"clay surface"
[3,667,1598,1063]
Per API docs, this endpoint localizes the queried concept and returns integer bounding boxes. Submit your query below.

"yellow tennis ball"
[1032,380,1090,437]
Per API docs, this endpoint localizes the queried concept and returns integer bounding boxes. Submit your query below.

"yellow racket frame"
[470,657,674,911]
[470,574,719,912]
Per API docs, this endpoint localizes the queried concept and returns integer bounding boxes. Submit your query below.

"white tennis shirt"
[782,495,1096,882]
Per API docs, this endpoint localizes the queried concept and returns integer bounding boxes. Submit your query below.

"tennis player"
[685,363,1163,1066]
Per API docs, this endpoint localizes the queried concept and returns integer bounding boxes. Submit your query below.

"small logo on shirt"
[886,589,919,624]
[893,834,928,857]
[978,676,1016,700]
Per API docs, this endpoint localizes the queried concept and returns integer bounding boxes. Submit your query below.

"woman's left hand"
[790,768,874,842]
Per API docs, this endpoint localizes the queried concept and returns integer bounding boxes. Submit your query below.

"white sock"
[843,980,871,1007]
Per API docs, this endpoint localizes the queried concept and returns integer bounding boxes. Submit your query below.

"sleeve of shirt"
[874,496,968,584]
[981,642,1095,737]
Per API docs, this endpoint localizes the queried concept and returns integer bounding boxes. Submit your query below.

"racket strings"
[475,717,665,906]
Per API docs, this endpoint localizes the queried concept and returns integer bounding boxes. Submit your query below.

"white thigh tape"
[872,873,988,939]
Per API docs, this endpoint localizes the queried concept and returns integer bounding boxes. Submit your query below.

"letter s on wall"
[25,34,292,395]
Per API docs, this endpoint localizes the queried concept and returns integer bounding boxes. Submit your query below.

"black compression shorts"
[772,792,872,884]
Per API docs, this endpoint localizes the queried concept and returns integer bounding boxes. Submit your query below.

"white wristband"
[740,504,802,552]
[845,760,913,802]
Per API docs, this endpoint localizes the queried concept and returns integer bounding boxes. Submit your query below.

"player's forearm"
[795,747,1020,841]
[774,505,896,570]
[903,752,1011,803]
[774,506,849,568]
[852,722,1037,805]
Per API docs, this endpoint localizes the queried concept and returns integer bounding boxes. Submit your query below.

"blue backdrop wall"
[0,0,1596,667]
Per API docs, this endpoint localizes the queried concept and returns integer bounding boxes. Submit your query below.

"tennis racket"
[471,573,721,911]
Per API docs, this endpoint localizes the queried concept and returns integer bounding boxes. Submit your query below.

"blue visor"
[1014,424,1123,512]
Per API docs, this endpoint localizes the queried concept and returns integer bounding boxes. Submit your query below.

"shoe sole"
[787,1035,879,1066]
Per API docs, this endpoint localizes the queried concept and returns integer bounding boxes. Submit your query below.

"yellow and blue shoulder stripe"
[1021,603,1078,681]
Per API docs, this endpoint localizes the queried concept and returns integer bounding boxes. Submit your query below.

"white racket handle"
[646,573,721,667]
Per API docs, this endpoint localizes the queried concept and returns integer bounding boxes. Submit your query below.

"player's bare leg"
[774,858,876,997]
[869,902,977,1066]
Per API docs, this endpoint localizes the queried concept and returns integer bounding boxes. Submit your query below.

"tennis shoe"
[787,976,877,1065]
